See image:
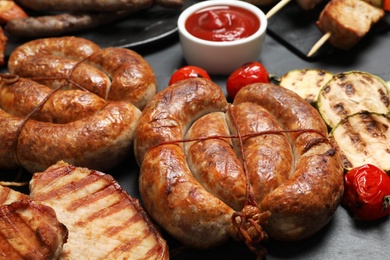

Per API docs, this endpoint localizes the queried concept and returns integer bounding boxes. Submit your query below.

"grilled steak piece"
[30,161,169,260]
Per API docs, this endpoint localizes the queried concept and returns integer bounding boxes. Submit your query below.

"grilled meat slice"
[0,184,29,205]
[0,195,68,259]
[30,161,169,260]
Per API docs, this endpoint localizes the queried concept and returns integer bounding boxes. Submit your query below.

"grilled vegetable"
[279,68,333,104]
[330,111,390,171]
[317,71,390,128]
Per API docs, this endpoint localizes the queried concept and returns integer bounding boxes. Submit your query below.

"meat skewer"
[266,0,291,19]
[265,0,325,19]
[307,0,385,57]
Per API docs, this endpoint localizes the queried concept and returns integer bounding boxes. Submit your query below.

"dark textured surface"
[1,1,390,259]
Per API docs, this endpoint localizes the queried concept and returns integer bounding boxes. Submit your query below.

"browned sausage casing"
[5,11,136,38]
[1,36,156,173]
[234,83,344,240]
[8,36,156,110]
[134,79,344,250]
[15,0,153,12]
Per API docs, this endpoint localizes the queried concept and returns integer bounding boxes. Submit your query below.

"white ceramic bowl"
[177,0,267,75]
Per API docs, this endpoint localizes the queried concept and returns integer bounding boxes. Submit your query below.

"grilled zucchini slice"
[330,111,390,171]
[317,71,390,128]
[279,69,333,104]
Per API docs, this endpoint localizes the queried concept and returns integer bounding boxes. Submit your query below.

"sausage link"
[0,78,106,123]
[8,55,111,98]
[234,83,344,240]
[227,102,294,204]
[140,144,235,248]
[0,109,21,169]
[184,112,247,211]
[13,101,140,173]
[87,47,156,109]
[135,78,234,248]
[8,36,100,67]
[5,11,136,38]
[15,0,153,12]
[8,37,156,110]
[134,78,228,164]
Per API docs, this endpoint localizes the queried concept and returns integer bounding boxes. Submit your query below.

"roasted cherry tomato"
[226,61,269,99]
[169,65,211,85]
[343,164,390,221]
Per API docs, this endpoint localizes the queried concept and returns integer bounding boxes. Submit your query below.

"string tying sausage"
[134,78,344,258]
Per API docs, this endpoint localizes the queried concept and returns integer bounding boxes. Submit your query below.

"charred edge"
[302,137,330,154]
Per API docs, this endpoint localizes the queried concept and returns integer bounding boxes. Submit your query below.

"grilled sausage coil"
[134,78,344,253]
[0,36,156,173]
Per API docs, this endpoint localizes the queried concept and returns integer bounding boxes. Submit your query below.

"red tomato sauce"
[185,5,260,42]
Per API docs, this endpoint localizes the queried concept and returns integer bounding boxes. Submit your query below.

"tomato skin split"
[226,61,269,99]
[169,65,211,85]
[343,164,390,221]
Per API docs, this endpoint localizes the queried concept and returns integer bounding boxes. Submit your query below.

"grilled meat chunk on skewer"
[316,0,385,50]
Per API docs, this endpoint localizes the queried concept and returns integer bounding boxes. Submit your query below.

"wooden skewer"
[307,31,332,57]
[266,0,292,19]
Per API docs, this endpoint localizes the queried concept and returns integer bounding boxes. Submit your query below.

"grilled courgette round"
[330,111,390,171]
[317,71,390,128]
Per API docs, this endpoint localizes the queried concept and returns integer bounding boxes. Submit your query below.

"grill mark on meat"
[30,161,169,259]
[0,234,22,259]
[105,223,150,259]
[0,188,12,205]
[0,185,29,205]
[33,170,103,202]
[31,164,74,188]
[90,198,127,225]
[66,181,116,213]
[103,200,144,236]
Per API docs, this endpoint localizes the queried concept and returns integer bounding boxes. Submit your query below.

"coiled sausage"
[1,36,156,172]
[134,78,344,255]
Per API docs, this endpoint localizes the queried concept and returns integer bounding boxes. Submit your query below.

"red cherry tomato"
[226,61,269,99]
[343,164,390,221]
[169,65,211,85]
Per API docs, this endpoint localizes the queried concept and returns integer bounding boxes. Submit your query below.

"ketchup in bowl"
[177,0,267,75]
[185,5,260,42]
